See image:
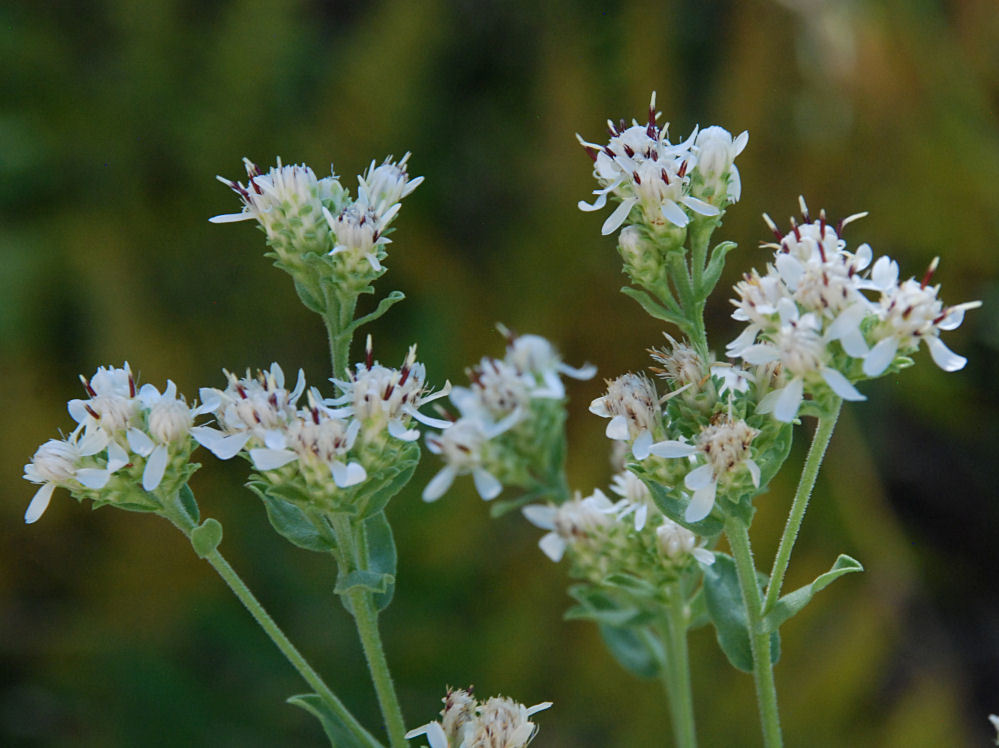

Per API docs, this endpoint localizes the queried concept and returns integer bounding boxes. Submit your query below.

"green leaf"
[177,484,200,524]
[687,587,710,630]
[701,240,737,295]
[619,287,687,327]
[362,511,397,612]
[564,585,654,627]
[292,277,326,314]
[355,445,420,518]
[702,554,779,673]
[191,518,223,558]
[598,623,663,679]
[334,570,394,596]
[761,554,863,633]
[249,484,336,553]
[287,694,369,748]
[346,290,406,336]
[602,573,659,598]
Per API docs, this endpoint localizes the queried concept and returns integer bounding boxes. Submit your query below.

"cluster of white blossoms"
[23,364,210,523]
[211,154,421,278]
[405,687,552,748]
[195,347,447,510]
[727,198,980,422]
[422,331,595,502]
[577,92,746,236]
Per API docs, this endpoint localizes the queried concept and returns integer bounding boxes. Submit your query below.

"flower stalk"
[659,590,698,748]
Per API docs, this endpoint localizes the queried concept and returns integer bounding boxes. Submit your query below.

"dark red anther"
[632,171,641,185]
[920,261,937,289]
[932,311,948,325]
[607,123,618,138]
[902,305,914,320]
[650,149,659,162]
[311,406,321,424]
[80,375,97,398]
[85,404,99,419]
[661,168,670,185]
[836,219,845,235]
[384,384,395,400]
[819,209,826,238]
[236,384,247,399]
[584,147,597,163]
[249,176,263,195]
[128,373,136,398]
[790,218,802,242]
[399,365,411,387]
[269,392,279,409]
[623,144,635,158]
[646,122,657,139]
[246,161,262,178]
[677,161,688,178]
[603,145,615,158]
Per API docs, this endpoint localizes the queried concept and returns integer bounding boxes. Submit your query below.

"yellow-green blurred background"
[3,1,998,745]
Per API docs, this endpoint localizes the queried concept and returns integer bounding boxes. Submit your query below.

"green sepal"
[761,554,863,633]
[633,465,724,537]
[287,694,371,748]
[362,511,398,612]
[597,623,663,680]
[702,553,780,673]
[700,240,737,296]
[248,482,337,553]
[191,518,223,558]
[619,286,687,327]
[292,277,326,314]
[178,484,200,525]
[354,443,420,518]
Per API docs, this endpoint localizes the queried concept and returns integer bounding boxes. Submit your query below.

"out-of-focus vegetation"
[3,1,998,745]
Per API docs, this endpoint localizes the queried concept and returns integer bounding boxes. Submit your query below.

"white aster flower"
[22,428,115,524]
[423,418,505,502]
[406,687,552,748]
[609,469,654,531]
[648,417,761,522]
[501,329,596,398]
[691,125,748,204]
[589,373,661,459]
[656,518,715,565]
[327,338,451,441]
[68,362,141,436]
[323,201,393,272]
[357,152,423,216]
[522,489,615,562]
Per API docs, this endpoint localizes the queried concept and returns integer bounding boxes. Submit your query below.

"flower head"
[589,373,661,459]
[405,687,552,748]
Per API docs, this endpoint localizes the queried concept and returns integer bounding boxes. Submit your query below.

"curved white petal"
[127,428,155,457]
[634,503,648,531]
[249,448,298,471]
[263,429,287,450]
[76,468,111,489]
[870,256,898,290]
[728,165,742,202]
[408,410,453,429]
[194,430,251,460]
[684,464,714,491]
[927,336,967,372]
[522,504,557,530]
[632,430,653,460]
[746,458,761,488]
[938,307,965,331]
[775,253,804,289]
[648,440,697,459]
[605,414,630,441]
[422,466,456,502]
[661,199,690,228]
[473,468,502,500]
[526,701,554,716]
[78,429,110,456]
[863,337,898,377]
[388,419,420,441]
[538,532,567,562]
[681,195,721,216]
[740,344,781,366]
[67,399,90,425]
[601,197,638,235]
[333,461,367,487]
[558,362,597,380]
[839,328,871,359]
[821,368,866,401]
[142,444,169,491]
[25,482,56,524]
[578,192,608,212]
[588,396,610,417]
[107,441,129,472]
[692,547,716,565]
[774,378,804,423]
[208,211,254,224]
[685,481,717,523]
[727,325,760,356]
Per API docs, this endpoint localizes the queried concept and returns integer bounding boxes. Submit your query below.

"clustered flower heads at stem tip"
[421,327,595,503]
[405,686,552,748]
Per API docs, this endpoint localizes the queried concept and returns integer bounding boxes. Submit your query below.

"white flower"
[609,470,654,531]
[656,518,715,565]
[577,92,720,234]
[502,330,596,398]
[522,490,615,562]
[423,418,504,502]
[327,339,451,441]
[589,373,661,459]
[323,202,393,272]
[648,417,761,522]
[68,363,140,436]
[357,152,423,215]
[649,334,707,390]
[449,358,534,426]
[692,125,748,204]
[406,687,552,748]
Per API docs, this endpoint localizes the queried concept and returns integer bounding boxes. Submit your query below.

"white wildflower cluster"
[422,330,594,502]
[577,91,746,237]
[23,364,209,523]
[195,350,446,514]
[727,198,980,422]
[211,154,421,285]
[406,687,552,748]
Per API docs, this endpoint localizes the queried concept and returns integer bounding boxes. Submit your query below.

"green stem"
[162,507,381,748]
[726,519,782,748]
[762,400,842,615]
[324,291,359,378]
[348,588,408,748]
[659,592,697,748]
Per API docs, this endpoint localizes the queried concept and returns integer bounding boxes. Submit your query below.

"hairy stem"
[659,592,698,748]
[763,401,842,614]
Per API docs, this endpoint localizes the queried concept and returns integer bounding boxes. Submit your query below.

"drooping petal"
[661,199,690,228]
[634,503,649,532]
[192,429,251,460]
[601,197,638,235]
[740,344,781,366]
[746,458,761,488]
[249,448,298,470]
[685,481,717,523]
[681,195,721,216]
[821,368,866,401]
[142,444,169,491]
[605,414,630,441]
[107,441,129,472]
[76,468,111,489]
[648,440,697,459]
[773,378,804,423]
[926,336,967,372]
[558,361,597,380]
[404,721,448,748]
[24,482,56,524]
[631,430,653,460]
[577,192,608,212]
[332,461,367,487]
[684,464,714,491]
[422,466,456,502]
[472,468,502,500]
[127,428,155,457]
[388,419,420,441]
[863,337,899,377]
[692,547,716,565]
[538,532,568,563]
[522,504,557,530]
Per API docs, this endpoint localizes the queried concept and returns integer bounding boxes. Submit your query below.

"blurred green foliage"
[3,0,998,745]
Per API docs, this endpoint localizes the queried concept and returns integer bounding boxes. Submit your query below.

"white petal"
[870,256,898,290]
[684,464,714,491]
[601,197,638,235]
[938,307,965,331]
[685,482,717,523]
[526,701,554,716]
[558,361,597,380]
[775,254,804,289]
[195,430,251,460]
[25,482,56,524]
[263,429,287,450]
[632,430,653,460]
[67,399,89,425]
[821,368,866,401]
[634,503,648,531]
[588,396,610,417]
[106,441,129,472]
[422,466,456,502]
[127,428,155,457]
[839,328,871,359]
[388,419,420,441]
[522,504,556,530]
[740,344,781,366]
[78,429,109,456]
[661,199,690,228]
[333,461,367,487]
[692,547,716,565]
[605,414,630,441]
[774,378,804,423]
[473,468,502,500]
[249,448,298,470]
[578,192,608,212]
[776,297,800,324]
[142,444,169,491]
[208,211,254,224]
[681,195,721,216]
[728,165,742,202]
[746,458,761,488]
[863,337,898,377]
[648,440,697,459]
[408,410,453,429]
[727,325,760,356]
[76,468,111,489]
[538,533,567,562]
[927,336,967,372]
